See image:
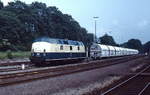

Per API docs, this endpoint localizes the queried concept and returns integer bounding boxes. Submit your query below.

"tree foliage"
[143,41,150,54]
[121,39,142,52]
[99,34,118,46]
[0,1,93,51]
[0,1,3,9]
[0,1,149,53]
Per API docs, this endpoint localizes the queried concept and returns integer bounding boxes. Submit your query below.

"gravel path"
[0,57,146,95]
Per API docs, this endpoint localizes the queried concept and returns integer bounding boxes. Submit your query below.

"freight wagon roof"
[97,44,109,50]
[107,45,115,51]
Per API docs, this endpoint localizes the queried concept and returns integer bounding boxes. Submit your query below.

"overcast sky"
[2,0,150,44]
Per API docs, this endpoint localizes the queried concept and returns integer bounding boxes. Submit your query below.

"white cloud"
[112,19,119,26]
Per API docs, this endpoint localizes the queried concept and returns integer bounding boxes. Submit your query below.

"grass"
[0,51,31,59]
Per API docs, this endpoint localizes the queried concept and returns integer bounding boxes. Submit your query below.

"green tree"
[0,39,11,51]
[99,34,117,46]
[0,1,3,9]
[0,1,93,51]
[121,39,142,52]
[143,41,150,54]
[0,11,22,43]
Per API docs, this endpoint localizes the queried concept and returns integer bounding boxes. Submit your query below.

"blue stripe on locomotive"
[31,52,86,60]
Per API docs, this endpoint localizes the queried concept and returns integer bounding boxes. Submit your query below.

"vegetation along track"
[0,55,144,87]
[101,57,150,95]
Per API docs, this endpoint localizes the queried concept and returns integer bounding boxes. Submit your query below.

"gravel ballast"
[0,57,147,95]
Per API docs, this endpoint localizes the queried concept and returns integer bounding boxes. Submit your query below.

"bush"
[6,50,13,59]
[0,51,30,59]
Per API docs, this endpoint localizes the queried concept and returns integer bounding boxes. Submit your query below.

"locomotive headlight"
[37,53,40,56]
[31,49,34,53]
[32,53,34,56]
[43,53,46,56]
[31,53,34,56]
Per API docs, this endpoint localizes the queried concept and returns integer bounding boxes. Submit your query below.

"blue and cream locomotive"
[30,37,86,64]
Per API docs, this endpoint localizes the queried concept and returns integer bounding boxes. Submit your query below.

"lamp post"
[93,17,99,43]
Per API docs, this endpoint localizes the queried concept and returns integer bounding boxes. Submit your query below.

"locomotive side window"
[44,49,46,52]
[60,45,63,50]
[70,46,72,50]
[78,46,80,50]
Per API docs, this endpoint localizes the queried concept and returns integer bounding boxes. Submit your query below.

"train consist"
[90,43,138,59]
[30,37,139,65]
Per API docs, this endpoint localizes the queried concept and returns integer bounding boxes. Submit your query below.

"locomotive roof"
[34,37,84,46]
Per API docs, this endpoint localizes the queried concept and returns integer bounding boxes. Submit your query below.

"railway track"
[0,61,31,66]
[0,56,122,72]
[0,55,144,87]
[0,64,35,72]
[101,57,150,95]
[0,55,138,72]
